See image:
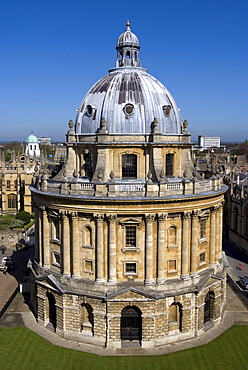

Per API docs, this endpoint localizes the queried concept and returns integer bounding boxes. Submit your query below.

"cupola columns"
[116,21,141,68]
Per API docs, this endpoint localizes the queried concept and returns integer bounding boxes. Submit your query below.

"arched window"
[83,225,92,247]
[80,303,94,335]
[169,302,182,332]
[122,154,137,178]
[126,50,130,59]
[169,226,177,246]
[52,219,60,240]
[166,153,174,176]
[8,194,17,209]
[7,180,11,189]
[134,51,137,60]
[47,292,56,330]
[204,291,215,324]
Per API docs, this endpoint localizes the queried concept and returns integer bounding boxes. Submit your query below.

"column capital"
[94,213,105,222]
[212,205,219,213]
[107,214,117,223]
[145,214,155,222]
[40,205,46,212]
[158,213,167,222]
[60,210,68,218]
[192,210,199,218]
[183,211,191,219]
[70,211,78,219]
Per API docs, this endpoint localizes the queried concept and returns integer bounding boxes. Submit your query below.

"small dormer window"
[123,103,134,116]
[163,105,171,117]
[86,105,93,116]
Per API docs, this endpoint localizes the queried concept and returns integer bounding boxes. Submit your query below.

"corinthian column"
[218,203,224,260]
[209,207,217,266]
[34,205,40,263]
[41,206,50,268]
[190,211,199,276]
[95,214,105,283]
[108,214,117,284]
[71,212,80,278]
[61,211,70,277]
[145,214,155,285]
[157,213,167,284]
[181,211,191,279]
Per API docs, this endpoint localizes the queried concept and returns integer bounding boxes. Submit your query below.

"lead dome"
[75,21,181,136]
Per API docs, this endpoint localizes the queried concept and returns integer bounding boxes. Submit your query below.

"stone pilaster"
[190,211,199,276]
[215,205,220,262]
[157,213,167,283]
[108,214,117,284]
[34,205,40,262]
[71,212,80,278]
[41,206,50,268]
[95,214,105,283]
[145,214,155,285]
[181,211,191,279]
[61,211,70,277]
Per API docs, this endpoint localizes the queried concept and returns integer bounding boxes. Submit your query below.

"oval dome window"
[86,105,93,116]
[123,104,134,116]
[163,105,171,117]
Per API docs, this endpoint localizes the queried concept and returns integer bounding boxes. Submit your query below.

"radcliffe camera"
[0,2,248,367]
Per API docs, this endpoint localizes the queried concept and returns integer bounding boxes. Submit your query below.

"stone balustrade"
[33,175,224,198]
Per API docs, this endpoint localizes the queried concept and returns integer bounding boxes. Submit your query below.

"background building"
[30,22,227,349]
[0,133,40,215]
[198,135,220,149]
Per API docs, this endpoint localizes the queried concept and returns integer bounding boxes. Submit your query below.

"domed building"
[30,22,227,349]
[25,132,40,159]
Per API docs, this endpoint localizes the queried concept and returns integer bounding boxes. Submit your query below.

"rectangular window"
[53,253,61,266]
[125,263,137,274]
[84,259,93,272]
[200,219,206,239]
[166,153,174,176]
[122,154,137,178]
[168,259,177,271]
[200,252,206,264]
[126,226,136,248]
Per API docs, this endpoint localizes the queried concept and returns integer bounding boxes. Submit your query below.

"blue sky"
[1,0,248,142]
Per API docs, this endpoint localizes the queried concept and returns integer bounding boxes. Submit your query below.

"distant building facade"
[38,136,52,145]
[198,135,220,149]
[0,133,40,215]
[224,173,248,254]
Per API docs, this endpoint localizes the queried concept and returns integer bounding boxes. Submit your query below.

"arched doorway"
[47,292,56,330]
[204,291,214,324]
[121,306,142,342]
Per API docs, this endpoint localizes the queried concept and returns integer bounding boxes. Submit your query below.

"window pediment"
[119,217,142,228]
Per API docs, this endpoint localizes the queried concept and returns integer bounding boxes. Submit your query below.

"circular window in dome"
[86,105,93,116]
[123,103,134,116]
[163,105,171,117]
